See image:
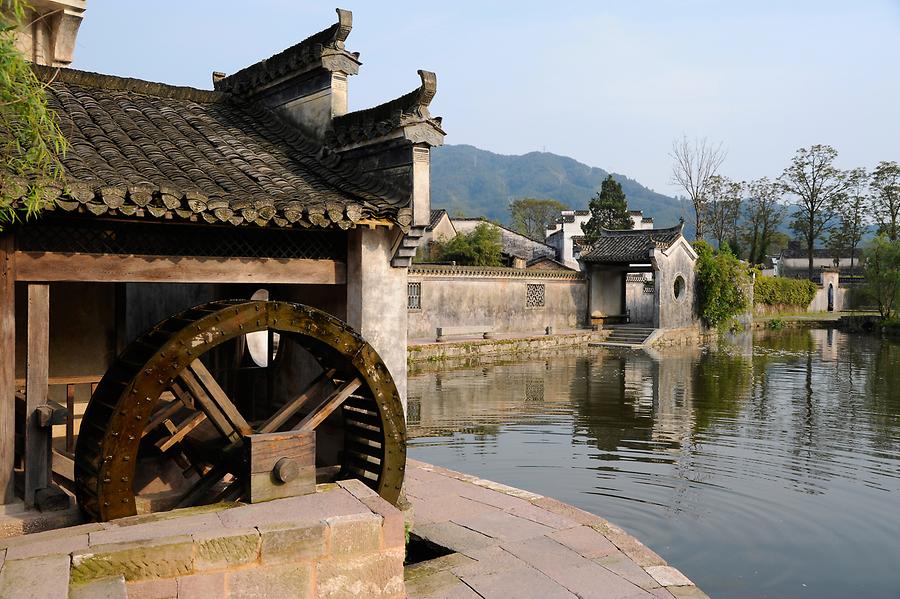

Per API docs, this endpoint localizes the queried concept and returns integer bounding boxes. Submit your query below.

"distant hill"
[430,144,692,235]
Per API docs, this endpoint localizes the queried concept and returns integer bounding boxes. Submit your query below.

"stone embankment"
[408,330,606,365]
[405,460,708,599]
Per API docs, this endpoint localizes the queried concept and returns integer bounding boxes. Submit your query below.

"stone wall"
[407,266,587,339]
[655,242,698,329]
[0,480,404,599]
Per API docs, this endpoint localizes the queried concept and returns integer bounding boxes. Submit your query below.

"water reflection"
[408,330,900,599]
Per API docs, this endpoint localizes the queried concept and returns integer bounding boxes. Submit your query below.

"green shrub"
[424,221,503,266]
[767,318,785,330]
[694,241,752,328]
[754,276,817,307]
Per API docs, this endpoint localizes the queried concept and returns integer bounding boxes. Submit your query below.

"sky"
[73,1,900,197]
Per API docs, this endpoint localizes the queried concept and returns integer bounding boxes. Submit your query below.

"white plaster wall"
[347,228,409,409]
[407,275,587,339]
[655,245,697,329]
[589,271,624,317]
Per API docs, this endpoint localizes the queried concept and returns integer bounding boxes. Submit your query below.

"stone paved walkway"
[404,460,708,599]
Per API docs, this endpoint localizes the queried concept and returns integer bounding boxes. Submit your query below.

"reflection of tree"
[867,340,900,453]
[690,349,752,433]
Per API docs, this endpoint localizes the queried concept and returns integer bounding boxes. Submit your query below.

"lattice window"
[16,217,345,261]
[526,283,545,308]
[407,282,421,310]
[643,279,655,294]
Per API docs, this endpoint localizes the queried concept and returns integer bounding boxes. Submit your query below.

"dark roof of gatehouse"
[429,209,448,229]
[17,66,411,230]
[579,223,685,263]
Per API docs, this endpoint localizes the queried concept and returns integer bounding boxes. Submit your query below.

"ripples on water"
[407,329,900,599]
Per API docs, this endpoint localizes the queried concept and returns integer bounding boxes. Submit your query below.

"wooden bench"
[436,326,494,342]
[590,311,631,326]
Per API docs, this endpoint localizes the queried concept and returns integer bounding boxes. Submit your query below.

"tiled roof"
[429,208,448,229]
[327,70,444,148]
[452,219,555,261]
[579,223,684,263]
[213,8,357,97]
[20,66,410,229]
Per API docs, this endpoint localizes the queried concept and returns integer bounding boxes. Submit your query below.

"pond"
[406,329,900,599]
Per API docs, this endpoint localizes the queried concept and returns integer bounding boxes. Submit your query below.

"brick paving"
[405,460,708,599]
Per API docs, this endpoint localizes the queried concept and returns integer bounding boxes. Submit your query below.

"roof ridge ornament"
[334,8,353,47]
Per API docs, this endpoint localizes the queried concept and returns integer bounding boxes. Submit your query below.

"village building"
[546,209,654,270]
[773,240,862,281]
[2,4,444,532]
[578,223,698,330]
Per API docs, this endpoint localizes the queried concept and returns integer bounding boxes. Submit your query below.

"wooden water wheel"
[74,300,405,522]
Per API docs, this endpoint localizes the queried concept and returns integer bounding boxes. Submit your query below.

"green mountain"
[430,144,692,234]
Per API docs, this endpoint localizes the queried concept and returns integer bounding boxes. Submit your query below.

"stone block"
[125,577,178,599]
[176,571,225,597]
[405,552,475,581]
[336,478,379,500]
[4,530,89,560]
[452,510,554,542]
[88,513,222,546]
[71,536,194,584]
[69,575,127,599]
[595,551,661,589]
[645,565,694,588]
[316,549,405,599]
[359,496,404,549]
[0,554,71,599]
[258,520,326,565]
[413,521,494,553]
[460,566,577,599]
[547,526,618,559]
[192,527,259,571]
[0,521,102,550]
[404,570,481,599]
[669,586,711,599]
[530,496,610,528]
[325,512,382,556]
[218,488,364,530]
[226,561,313,599]
[451,546,527,578]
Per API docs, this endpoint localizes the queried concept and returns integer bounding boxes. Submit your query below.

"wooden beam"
[296,378,361,432]
[25,284,50,508]
[258,369,336,434]
[0,234,15,503]
[14,252,346,285]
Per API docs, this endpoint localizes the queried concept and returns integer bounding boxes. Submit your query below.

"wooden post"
[25,283,50,508]
[0,235,15,503]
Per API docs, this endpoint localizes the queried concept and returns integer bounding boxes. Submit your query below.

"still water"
[407,329,900,599]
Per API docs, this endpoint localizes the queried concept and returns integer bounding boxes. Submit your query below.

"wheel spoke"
[295,378,361,432]
[155,412,207,452]
[187,360,253,436]
[259,369,336,434]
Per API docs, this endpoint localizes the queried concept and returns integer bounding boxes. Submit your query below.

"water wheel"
[74,300,406,522]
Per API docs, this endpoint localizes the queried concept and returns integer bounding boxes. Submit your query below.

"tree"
[0,1,67,229]
[581,175,632,243]
[827,168,869,276]
[433,222,502,266]
[670,135,727,240]
[508,197,568,241]
[742,177,786,265]
[778,145,848,279]
[871,161,900,241]
[703,175,743,249]
[693,240,751,328]
[863,235,900,318]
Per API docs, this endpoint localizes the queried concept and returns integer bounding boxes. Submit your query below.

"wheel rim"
[75,300,406,521]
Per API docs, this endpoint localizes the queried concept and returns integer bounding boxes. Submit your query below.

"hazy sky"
[73,1,900,196]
